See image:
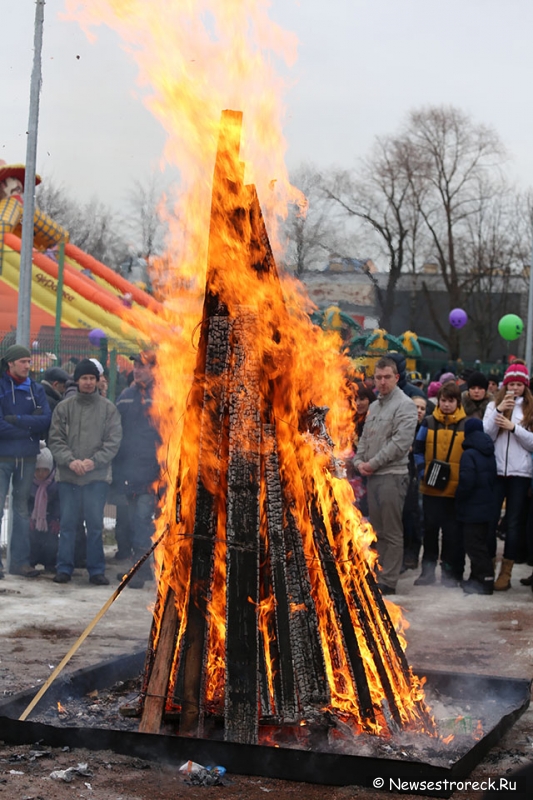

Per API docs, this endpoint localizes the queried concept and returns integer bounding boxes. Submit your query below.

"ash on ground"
[30,676,517,768]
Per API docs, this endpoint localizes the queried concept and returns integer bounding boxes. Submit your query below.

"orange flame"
[65,0,434,739]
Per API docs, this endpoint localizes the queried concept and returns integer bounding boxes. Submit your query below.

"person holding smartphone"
[483,363,533,590]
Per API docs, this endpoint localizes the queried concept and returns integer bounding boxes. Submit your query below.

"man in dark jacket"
[456,417,497,595]
[113,351,161,588]
[0,344,52,578]
[41,367,70,414]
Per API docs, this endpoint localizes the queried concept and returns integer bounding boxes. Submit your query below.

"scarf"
[31,468,56,532]
[7,371,30,387]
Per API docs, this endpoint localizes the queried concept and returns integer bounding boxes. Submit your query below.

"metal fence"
[0,327,140,403]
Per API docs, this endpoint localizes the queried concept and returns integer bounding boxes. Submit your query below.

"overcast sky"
[3,0,533,212]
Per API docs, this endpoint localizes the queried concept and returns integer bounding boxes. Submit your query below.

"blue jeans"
[56,482,108,577]
[127,491,156,554]
[0,457,36,572]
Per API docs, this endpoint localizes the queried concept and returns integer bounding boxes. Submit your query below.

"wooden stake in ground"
[18,534,164,722]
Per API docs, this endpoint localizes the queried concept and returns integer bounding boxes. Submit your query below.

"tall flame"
[63,0,305,565]
[65,0,434,738]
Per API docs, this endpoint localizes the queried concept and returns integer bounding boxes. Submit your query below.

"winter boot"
[441,563,461,587]
[520,571,533,586]
[414,561,436,586]
[494,558,514,591]
[463,577,494,595]
[126,550,153,590]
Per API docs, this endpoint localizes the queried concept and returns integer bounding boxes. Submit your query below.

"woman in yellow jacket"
[413,382,467,586]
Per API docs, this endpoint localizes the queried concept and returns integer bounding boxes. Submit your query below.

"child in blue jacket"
[455,418,497,594]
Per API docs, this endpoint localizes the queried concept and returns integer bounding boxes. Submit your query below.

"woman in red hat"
[483,363,533,590]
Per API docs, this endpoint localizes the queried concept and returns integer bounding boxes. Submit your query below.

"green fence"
[0,328,140,403]
[417,356,506,381]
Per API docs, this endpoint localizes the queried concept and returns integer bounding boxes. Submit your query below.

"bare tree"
[403,106,507,356]
[126,174,167,260]
[282,163,348,275]
[324,136,422,329]
[36,179,128,268]
[326,106,518,356]
[459,187,527,360]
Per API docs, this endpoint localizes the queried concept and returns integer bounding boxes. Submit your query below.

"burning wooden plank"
[178,313,233,737]
[139,109,436,743]
[224,313,261,744]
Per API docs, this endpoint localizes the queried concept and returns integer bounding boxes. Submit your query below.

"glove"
[4,416,17,424]
[32,407,44,416]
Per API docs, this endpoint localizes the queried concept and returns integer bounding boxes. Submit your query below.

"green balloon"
[498,314,524,341]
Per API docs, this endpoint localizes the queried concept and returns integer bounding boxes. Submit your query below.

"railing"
[0,328,142,403]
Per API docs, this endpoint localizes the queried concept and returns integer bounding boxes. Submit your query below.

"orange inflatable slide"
[0,161,164,347]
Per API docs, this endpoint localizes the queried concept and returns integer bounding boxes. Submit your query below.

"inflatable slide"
[0,161,164,347]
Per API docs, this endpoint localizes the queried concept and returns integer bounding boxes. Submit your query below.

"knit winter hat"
[427,381,442,399]
[36,444,54,472]
[503,363,529,387]
[73,358,101,382]
[439,371,456,384]
[89,358,104,376]
[3,344,31,363]
[467,371,489,390]
[464,418,483,437]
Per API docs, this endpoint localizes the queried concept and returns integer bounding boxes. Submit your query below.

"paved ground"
[0,545,532,799]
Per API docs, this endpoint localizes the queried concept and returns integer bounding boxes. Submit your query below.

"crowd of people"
[349,356,533,597]
[0,344,160,589]
[2,339,532,602]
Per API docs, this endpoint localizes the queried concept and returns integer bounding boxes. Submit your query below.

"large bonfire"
[65,0,435,743]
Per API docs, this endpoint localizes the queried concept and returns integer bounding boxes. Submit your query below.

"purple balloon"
[88,328,106,346]
[448,308,468,329]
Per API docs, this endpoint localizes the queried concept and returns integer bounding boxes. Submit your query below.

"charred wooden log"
[261,423,298,722]
[139,109,436,744]
[224,313,261,744]
[177,314,233,737]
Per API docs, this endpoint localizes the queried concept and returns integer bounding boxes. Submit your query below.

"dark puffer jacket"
[113,382,161,494]
[455,429,497,523]
[0,372,52,458]
[41,380,63,414]
[461,391,492,420]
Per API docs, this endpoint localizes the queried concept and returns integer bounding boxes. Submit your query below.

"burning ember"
[136,111,436,746]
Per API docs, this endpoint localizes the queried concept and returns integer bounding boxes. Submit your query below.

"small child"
[29,445,60,572]
[402,396,427,571]
[413,382,466,586]
[455,418,497,595]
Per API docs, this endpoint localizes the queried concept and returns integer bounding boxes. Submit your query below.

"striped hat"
[503,363,529,386]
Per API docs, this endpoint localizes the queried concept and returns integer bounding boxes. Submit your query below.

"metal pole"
[108,349,117,402]
[17,0,46,348]
[54,241,65,359]
[527,219,533,373]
